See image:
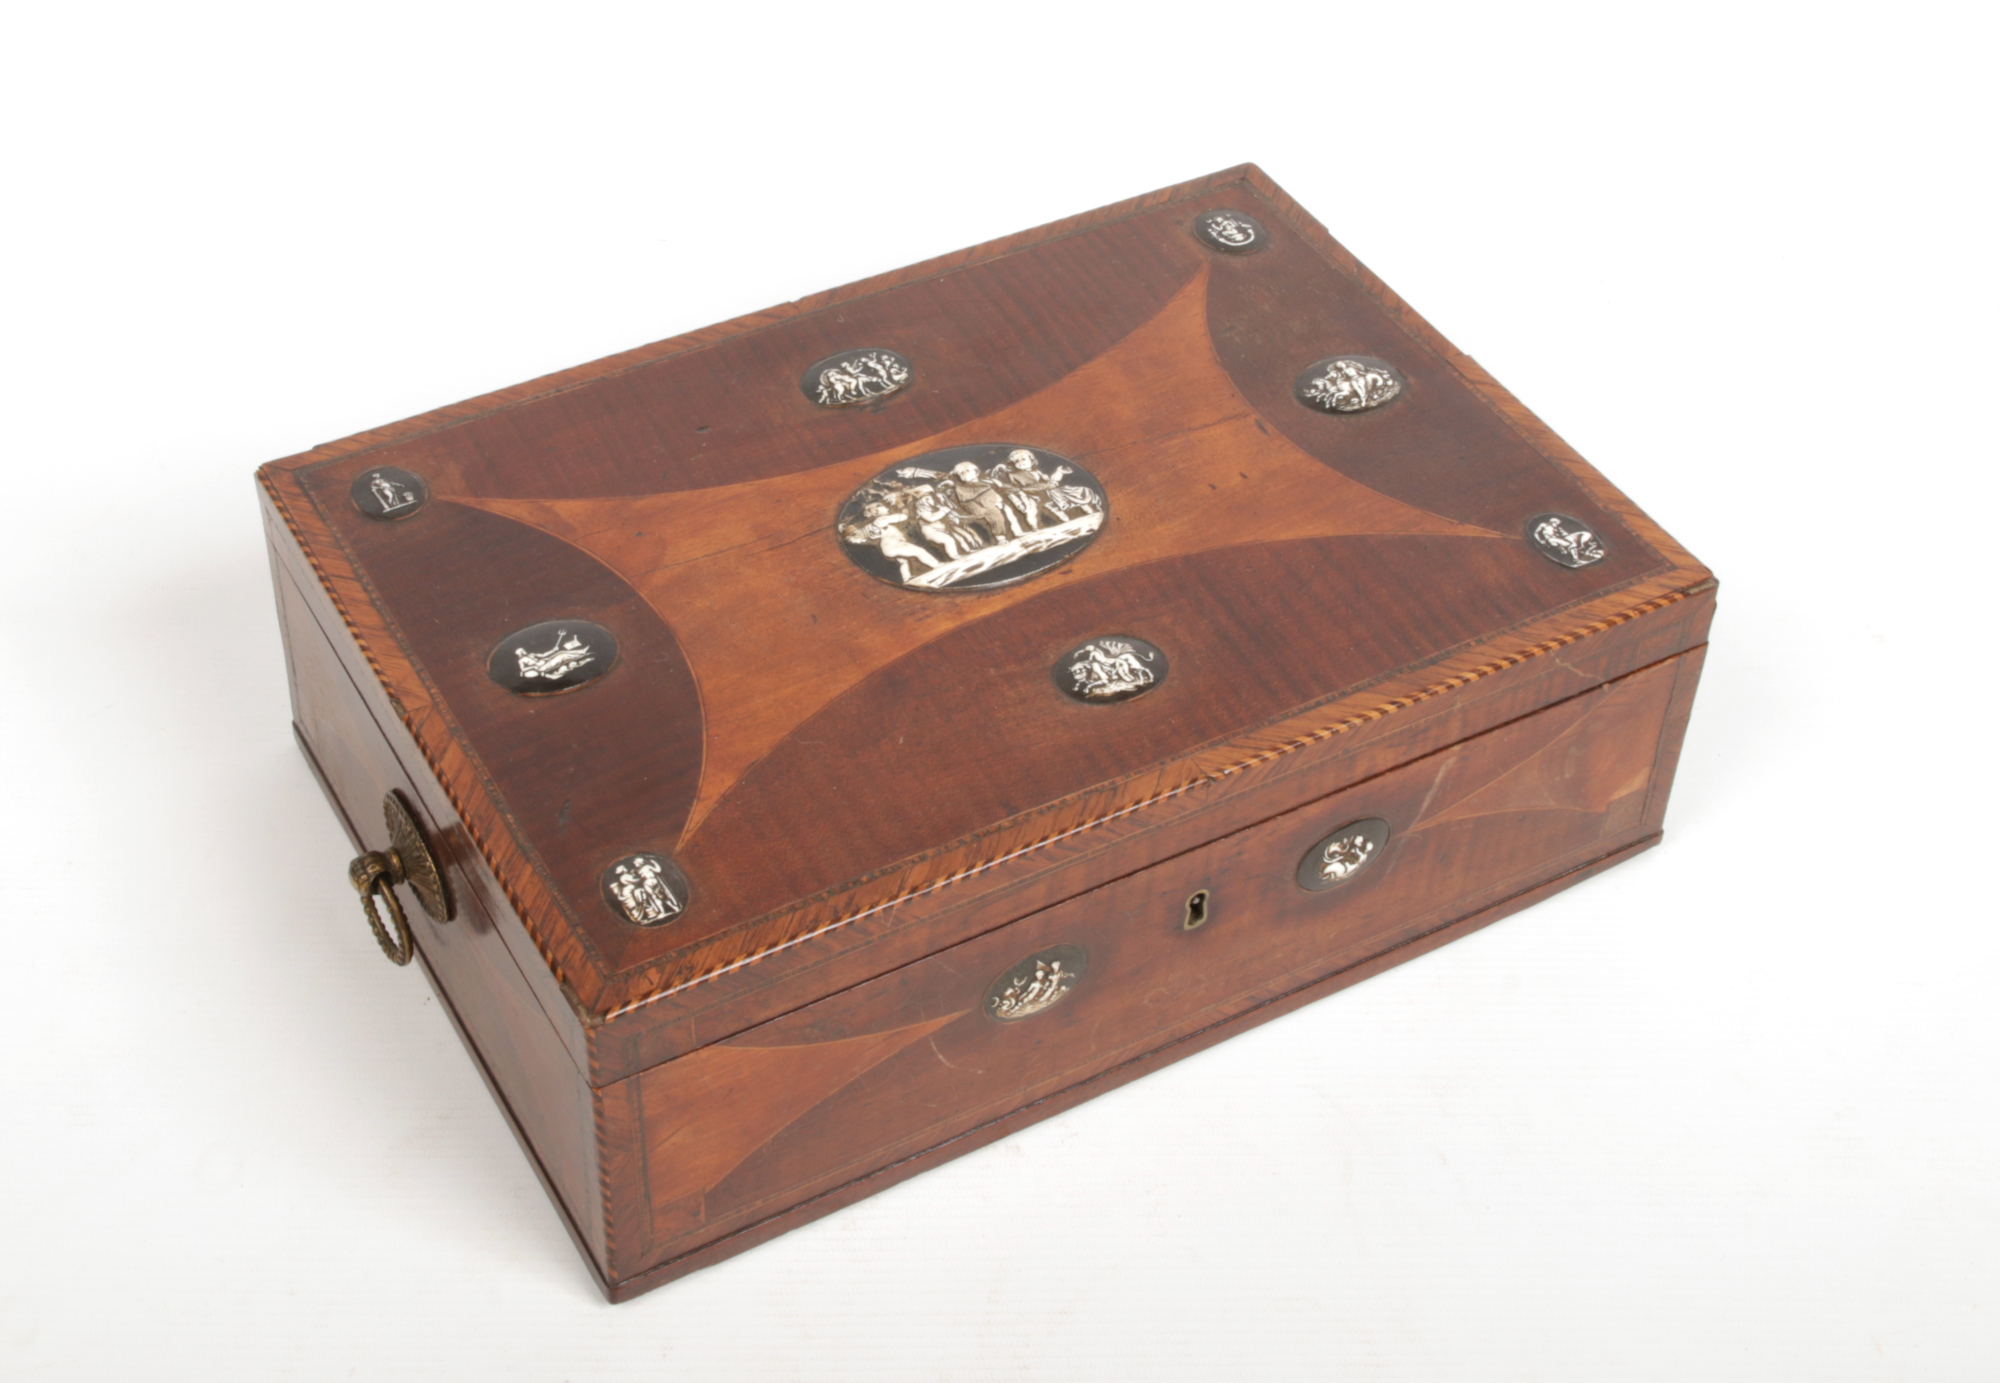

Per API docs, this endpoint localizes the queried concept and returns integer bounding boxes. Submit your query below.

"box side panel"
[592,588,1713,1078]
[261,488,593,1074]
[270,539,609,1278]
[597,647,1700,1292]
[1642,641,1708,831]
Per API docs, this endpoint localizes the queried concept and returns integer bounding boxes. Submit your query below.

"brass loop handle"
[344,791,453,968]
[350,848,415,966]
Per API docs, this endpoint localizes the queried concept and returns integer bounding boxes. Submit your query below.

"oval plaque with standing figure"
[835,444,1108,593]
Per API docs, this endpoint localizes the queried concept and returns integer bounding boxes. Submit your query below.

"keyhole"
[1181,889,1211,932]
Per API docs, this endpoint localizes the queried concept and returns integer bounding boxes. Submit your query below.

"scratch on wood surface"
[928,1034,984,1076]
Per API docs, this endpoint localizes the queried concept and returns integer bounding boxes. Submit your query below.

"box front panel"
[603,648,1700,1284]
[593,587,1712,1079]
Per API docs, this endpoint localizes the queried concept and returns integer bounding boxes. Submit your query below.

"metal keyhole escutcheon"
[348,791,453,966]
[1182,889,1211,931]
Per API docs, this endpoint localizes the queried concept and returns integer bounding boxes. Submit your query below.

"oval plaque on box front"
[985,944,1089,1022]
[835,444,1107,592]
[1296,817,1391,891]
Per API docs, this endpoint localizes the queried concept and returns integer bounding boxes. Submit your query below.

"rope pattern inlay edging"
[603,586,1698,1018]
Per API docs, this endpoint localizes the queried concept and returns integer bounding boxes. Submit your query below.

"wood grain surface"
[261,165,1714,1300]
[259,164,1712,1028]
[272,559,604,1263]
[594,647,1703,1290]
[277,534,1705,1298]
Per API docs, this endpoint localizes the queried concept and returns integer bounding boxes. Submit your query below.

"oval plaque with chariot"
[835,444,1108,593]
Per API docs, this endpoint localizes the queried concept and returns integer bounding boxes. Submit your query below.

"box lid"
[260,165,1710,1029]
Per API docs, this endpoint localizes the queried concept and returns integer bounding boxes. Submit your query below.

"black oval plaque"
[836,444,1107,593]
[486,619,618,695]
[601,852,690,927]
[1525,512,1608,568]
[1192,208,1266,253]
[350,465,428,520]
[801,347,913,408]
[985,944,1089,1022]
[1293,356,1405,414]
[1053,635,1167,704]
[1296,817,1391,892]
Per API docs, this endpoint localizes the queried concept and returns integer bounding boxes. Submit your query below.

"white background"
[3,3,1994,1379]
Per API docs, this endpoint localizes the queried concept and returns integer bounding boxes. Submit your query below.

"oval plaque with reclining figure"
[1294,355,1405,414]
[835,444,1108,593]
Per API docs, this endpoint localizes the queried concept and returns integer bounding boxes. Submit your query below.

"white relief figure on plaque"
[989,958,1077,1020]
[838,447,1106,592]
[1206,213,1258,248]
[814,351,911,407]
[1318,832,1377,882]
[945,461,1022,542]
[913,486,983,559]
[1531,514,1606,567]
[514,629,596,683]
[1300,357,1403,413]
[851,501,944,584]
[608,856,682,925]
[368,471,418,512]
[1068,639,1157,700]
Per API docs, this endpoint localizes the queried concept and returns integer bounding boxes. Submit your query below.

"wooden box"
[257,165,1714,1301]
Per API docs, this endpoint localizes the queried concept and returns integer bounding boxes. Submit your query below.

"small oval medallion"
[836,445,1107,592]
[486,619,618,695]
[350,465,428,520]
[1194,208,1266,253]
[1296,817,1391,892]
[1055,635,1166,704]
[601,852,689,926]
[1526,512,1608,568]
[985,944,1089,1022]
[802,348,913,409]
[1295,356,1405,414]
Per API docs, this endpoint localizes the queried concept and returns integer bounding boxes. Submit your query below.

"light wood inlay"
[463,270,1500,845]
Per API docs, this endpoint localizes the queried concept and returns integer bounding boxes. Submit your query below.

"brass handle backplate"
[347,791,453,966]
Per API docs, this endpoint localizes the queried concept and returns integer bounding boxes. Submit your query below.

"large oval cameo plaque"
[836,444,1107,592]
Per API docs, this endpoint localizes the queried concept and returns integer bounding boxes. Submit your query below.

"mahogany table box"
[258,164,1714,1301]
